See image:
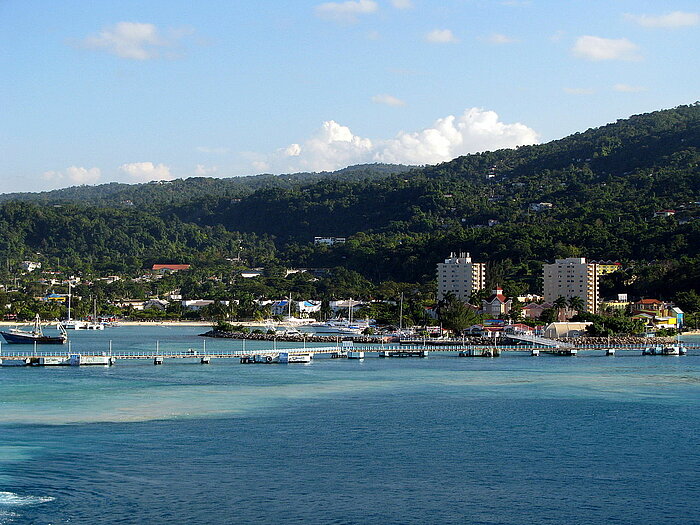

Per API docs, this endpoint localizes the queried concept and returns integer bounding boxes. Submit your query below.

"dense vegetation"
[1,104,699,313]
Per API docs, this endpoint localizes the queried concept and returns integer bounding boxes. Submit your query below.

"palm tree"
[568,295,585,314]
[553,296,568,311]
[553,296,568,321]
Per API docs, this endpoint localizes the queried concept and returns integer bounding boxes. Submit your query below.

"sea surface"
[1,326,699,524]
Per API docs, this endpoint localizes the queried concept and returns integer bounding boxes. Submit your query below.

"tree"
[553,296,568,311]
[438,293,480,333]
[673,290,700,313]
[568,295,585,314]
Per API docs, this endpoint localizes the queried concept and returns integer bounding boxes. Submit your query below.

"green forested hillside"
[1,104,699,300]
[0,164,413,210]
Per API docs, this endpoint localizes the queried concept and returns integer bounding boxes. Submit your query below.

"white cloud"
[564,87,595,95]
[572,35,641,61]
[613,83,646,93]
[196,146,230,154]
[194,164,218,176]
[120,162,173,182]
[625,11,699,28]
[376,108,539,165]
[42,166,101,185]
[82,22,183,60]
[259,108,538,173]
[315,0,378,23]
[425,29,459,44]
[391,0,413,9]
[372,94,406,107]
[278,121,374,171]
[285,143,302,156]
[485,33,516,44]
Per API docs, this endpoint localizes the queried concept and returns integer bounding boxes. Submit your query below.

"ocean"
[1,326,699,524]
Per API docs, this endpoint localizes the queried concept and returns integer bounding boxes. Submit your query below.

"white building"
[437,252,486,302]
[21,261,41,272]
[181,300,230,311]
[543,257,599,313]
[314,236,346,246]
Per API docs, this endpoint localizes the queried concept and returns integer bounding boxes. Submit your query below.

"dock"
[0,342,696,367]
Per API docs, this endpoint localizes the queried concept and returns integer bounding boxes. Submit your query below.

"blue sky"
[1,0,699,192]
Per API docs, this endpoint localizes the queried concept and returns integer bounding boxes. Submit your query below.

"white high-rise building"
[437,252,486,302]
[543,257,599,313]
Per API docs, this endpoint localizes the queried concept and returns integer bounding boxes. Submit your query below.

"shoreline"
[0,320,305,328]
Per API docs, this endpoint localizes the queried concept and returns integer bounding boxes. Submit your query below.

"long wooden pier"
[0,342,697,366]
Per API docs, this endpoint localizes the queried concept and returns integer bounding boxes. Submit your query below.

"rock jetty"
[200,329,388,344]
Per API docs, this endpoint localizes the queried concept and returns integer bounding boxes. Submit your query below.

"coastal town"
[2,253,694,346]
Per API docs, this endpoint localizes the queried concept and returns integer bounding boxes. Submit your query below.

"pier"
[0,341,697,367]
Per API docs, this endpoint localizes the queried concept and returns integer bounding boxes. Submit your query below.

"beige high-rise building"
[543,257,599,313]
[437,252,486,302]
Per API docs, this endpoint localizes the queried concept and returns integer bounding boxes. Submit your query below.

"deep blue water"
[1,327,699,524]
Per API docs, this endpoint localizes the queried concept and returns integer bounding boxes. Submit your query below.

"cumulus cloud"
[376,108,539,165]
[613,83,646,93]
[371,94,406,107]
[564,87,595,95]
[257,108,538,173]
[42,166,101,185]
[425,29,459,44]
[81,22,188,60]
[315,0,378,23]
[572,35,641,61]
[391,0,413,9]
[625,11,699,28]
[120,162,173,182]
[279,120,374,172]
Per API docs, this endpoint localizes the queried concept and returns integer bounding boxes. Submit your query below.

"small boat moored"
[0,315,68,345]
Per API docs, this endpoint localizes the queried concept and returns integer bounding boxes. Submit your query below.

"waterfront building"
[543,258,599,313]
[437,252,486,302]
[543,322,593,338]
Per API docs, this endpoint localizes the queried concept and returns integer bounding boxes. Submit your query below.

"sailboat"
[1,314,68,344]
[60,282,87,329]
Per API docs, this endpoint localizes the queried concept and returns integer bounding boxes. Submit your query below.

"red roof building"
[482,287,512,317]
[151,264,191,272]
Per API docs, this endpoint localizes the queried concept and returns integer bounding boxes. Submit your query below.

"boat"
[662,345,686,356]
[1,315,68,344]
[278,352,312,364]
[61,319,88,330]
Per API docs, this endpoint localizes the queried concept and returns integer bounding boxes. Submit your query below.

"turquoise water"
[1,327,699,524]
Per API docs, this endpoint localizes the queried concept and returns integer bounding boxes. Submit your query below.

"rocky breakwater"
[200,329,388,344]
[556,336,676,346]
